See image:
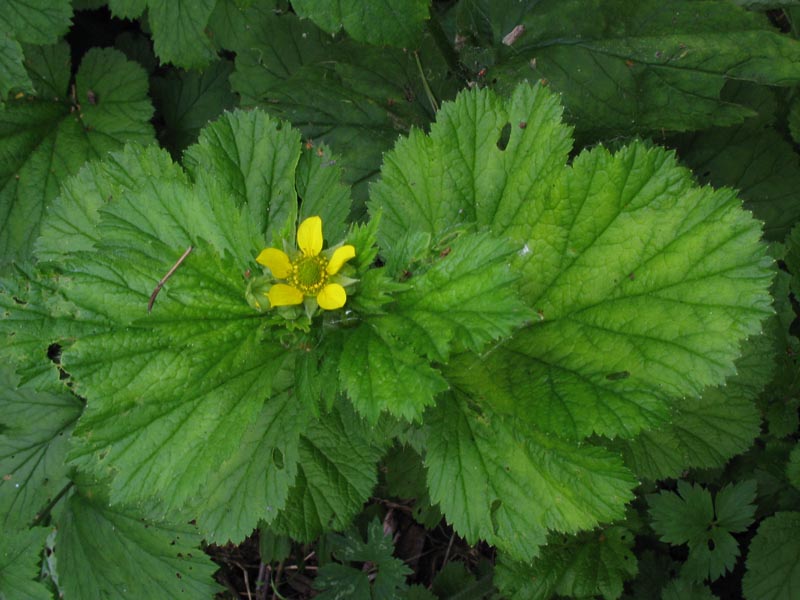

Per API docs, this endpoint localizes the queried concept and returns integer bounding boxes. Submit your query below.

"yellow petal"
[317,283,346,310]
[256,248,293,278]
[326,244,356,275]
[297,216,323,257]
[267,283,304,307]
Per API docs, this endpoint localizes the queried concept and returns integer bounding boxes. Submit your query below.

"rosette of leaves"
[0,82,773,592]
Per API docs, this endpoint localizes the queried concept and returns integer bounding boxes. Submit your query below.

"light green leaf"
[107,0,147,20]
[0,527,50,600]
[424,393,636,562]
[369,84,572,251]
[150,59,237,158]
[459,140,772,440]
[183,108,304,245]
[191,384,307,543]
[614,326,771,480]
[340,323,448,423]
[271,405,383,541]
[230,8,454,202]
[56,488,221,599]
[0,44,154,267]
[743,512,800,600]
[0,365,81,532]
[376,231,532,363]
[292,0,429,47]
[648,480,757,582]
[495,526,638,600]
[23,110,348,517]
[458,0,800,134]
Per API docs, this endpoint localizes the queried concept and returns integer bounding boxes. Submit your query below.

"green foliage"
[742,511,800,600]
[313,519,412,599]
[649,480,758,582]
[1,2,797,598]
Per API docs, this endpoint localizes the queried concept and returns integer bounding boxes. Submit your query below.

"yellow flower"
[256,216,355,310]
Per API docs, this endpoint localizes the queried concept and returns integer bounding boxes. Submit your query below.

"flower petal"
[267,283,304,307]
[297,216,323,257]
[256,248,293,278]
[326,244,356,275]
[317,283,346,310]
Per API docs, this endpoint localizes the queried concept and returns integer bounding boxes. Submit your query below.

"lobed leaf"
[743,512,800,600]
[0,44,154,267]
[495,526,637,600]
[424,393,636,562]
[292,0,429,47]
[56,487,221,598]
[457,0,800,134]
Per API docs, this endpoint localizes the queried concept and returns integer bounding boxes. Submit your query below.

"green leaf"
[458,0,800,134]
[108,0,217,69]
[292,0,429,47]
[271,405,383,541]
[369,84,572,251]
[0,34,32,101]
[458,140,772,441]
[56,488,221,599]
[648,480,757,582]
[0,365,81,532]
[661,578,719,600]
[150,59,237,159]
[0,527,50,600]
[675,84,800,241]
[230,8,454,202]
[0,44,154,267]
[424,393,636,562]
[340,323,449,423]
[613,327,771,480]
[183,108,305,244]
[743,511,800,600]
[377,231,532,363]
[381,445,441,528]
[190,383,307,543]
[788,444,800,490]
[313,519,412,599]
[495,526,638,600]
[23,109,349,520]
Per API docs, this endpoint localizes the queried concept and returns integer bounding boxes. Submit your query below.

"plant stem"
[414,51,439,114]
[31,480,74,527]
[426,13,467,82]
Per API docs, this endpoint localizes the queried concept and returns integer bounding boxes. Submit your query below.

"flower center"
[290,255,328,295]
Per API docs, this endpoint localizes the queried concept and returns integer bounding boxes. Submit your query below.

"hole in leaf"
[272,448,285,469]
[606,371,630,381]
[707,538,716,551]
[496,122,511,151]
[489,499,502,535]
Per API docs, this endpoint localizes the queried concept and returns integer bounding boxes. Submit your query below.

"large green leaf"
[674,84,800,241]
[270,405,384,541]
[292,0,429,47]
[56,487,221,598]
[0,0,72,102]
[424,393,636,562]
[230,8,454,202]
[0,43,154,267]
[743,512,800,600]
[369,83,572,250]
[17,111,349,525]
[613,325,772,480]
[495,526,638,600]
[0,366,81,532]
[0,527,50,600]
[456,0,800,134]
[108,0,217,69]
